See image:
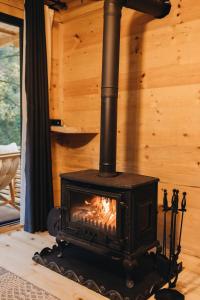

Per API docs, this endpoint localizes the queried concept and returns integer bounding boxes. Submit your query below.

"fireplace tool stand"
[155,190,187,300]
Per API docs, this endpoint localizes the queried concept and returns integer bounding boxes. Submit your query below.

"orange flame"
[71,196,116,233]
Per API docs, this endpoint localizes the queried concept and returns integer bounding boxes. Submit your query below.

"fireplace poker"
[169,189,176,262]
[162,189,169,256]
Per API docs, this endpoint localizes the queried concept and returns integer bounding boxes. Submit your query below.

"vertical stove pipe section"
[99,0,171,177]
[99,0,122,177]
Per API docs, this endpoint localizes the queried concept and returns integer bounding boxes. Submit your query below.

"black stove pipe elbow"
[123,0,171,18]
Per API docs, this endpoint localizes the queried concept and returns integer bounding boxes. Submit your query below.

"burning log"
[71,195,117,231]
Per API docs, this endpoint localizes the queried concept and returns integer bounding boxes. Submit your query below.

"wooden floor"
[0,229,199,300]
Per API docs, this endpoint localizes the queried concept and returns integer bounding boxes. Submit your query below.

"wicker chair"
[0,143,20,211]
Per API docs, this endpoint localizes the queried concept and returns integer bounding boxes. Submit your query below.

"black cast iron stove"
[34,1,186,299]
[57,0,171,288]
[59,169,159,287]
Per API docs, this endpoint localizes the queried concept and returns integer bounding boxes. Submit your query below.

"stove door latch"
[119,201,128,208]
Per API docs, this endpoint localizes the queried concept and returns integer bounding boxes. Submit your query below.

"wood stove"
[59,170,159,263]
[55,0,171,289]
[33,1,188,298]
[33,1,187,298]
[58,169,160,287]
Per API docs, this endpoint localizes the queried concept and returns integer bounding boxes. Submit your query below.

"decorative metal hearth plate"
[33,242,171,300]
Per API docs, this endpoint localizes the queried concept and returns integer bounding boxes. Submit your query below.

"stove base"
[32,242,181,300]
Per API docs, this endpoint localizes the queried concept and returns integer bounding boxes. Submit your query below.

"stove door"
[70,191,117,233]
[61,182,126,250]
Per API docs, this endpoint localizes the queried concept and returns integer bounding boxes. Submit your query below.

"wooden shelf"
[51,126,99,134]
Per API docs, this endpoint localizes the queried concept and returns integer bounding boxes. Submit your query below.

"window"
[0,13,23,223]
[0,13,23,146]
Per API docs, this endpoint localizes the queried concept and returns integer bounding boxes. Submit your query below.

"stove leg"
[56,237,69,258]
[156,242,162,254]
[126,278,135,289]
[123,258,137,289]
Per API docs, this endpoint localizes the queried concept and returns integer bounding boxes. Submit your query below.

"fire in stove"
[71,196,116,233]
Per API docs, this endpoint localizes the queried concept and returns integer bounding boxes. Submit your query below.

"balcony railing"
[0,160,21,207]
[0,150,21,210]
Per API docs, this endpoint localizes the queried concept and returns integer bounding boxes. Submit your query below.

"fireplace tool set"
[155,190,187,300]
[163,189,187,288]
[33,0,188,299]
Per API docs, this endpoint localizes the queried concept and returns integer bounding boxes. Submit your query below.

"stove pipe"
[99,0,171,177]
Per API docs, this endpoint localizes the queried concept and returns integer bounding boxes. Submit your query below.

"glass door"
[0,14,23,226]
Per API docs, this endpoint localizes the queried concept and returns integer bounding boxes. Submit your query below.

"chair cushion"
[0,143,18,154]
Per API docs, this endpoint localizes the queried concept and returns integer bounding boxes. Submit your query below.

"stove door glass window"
[70,191,117,234]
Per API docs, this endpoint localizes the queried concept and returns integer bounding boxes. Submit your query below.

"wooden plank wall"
[50,0,200,257]
[0,0,24,18]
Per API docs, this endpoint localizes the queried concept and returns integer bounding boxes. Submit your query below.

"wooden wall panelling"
[50,19,64,203]
[59,1,103,23]
[0,0,23,9]
[50,0,200,256]
[0,0,24,18]
[50,21,64,119]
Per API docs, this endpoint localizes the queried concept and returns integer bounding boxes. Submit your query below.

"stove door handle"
[120,201,128,208]
[66,226,78,233]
